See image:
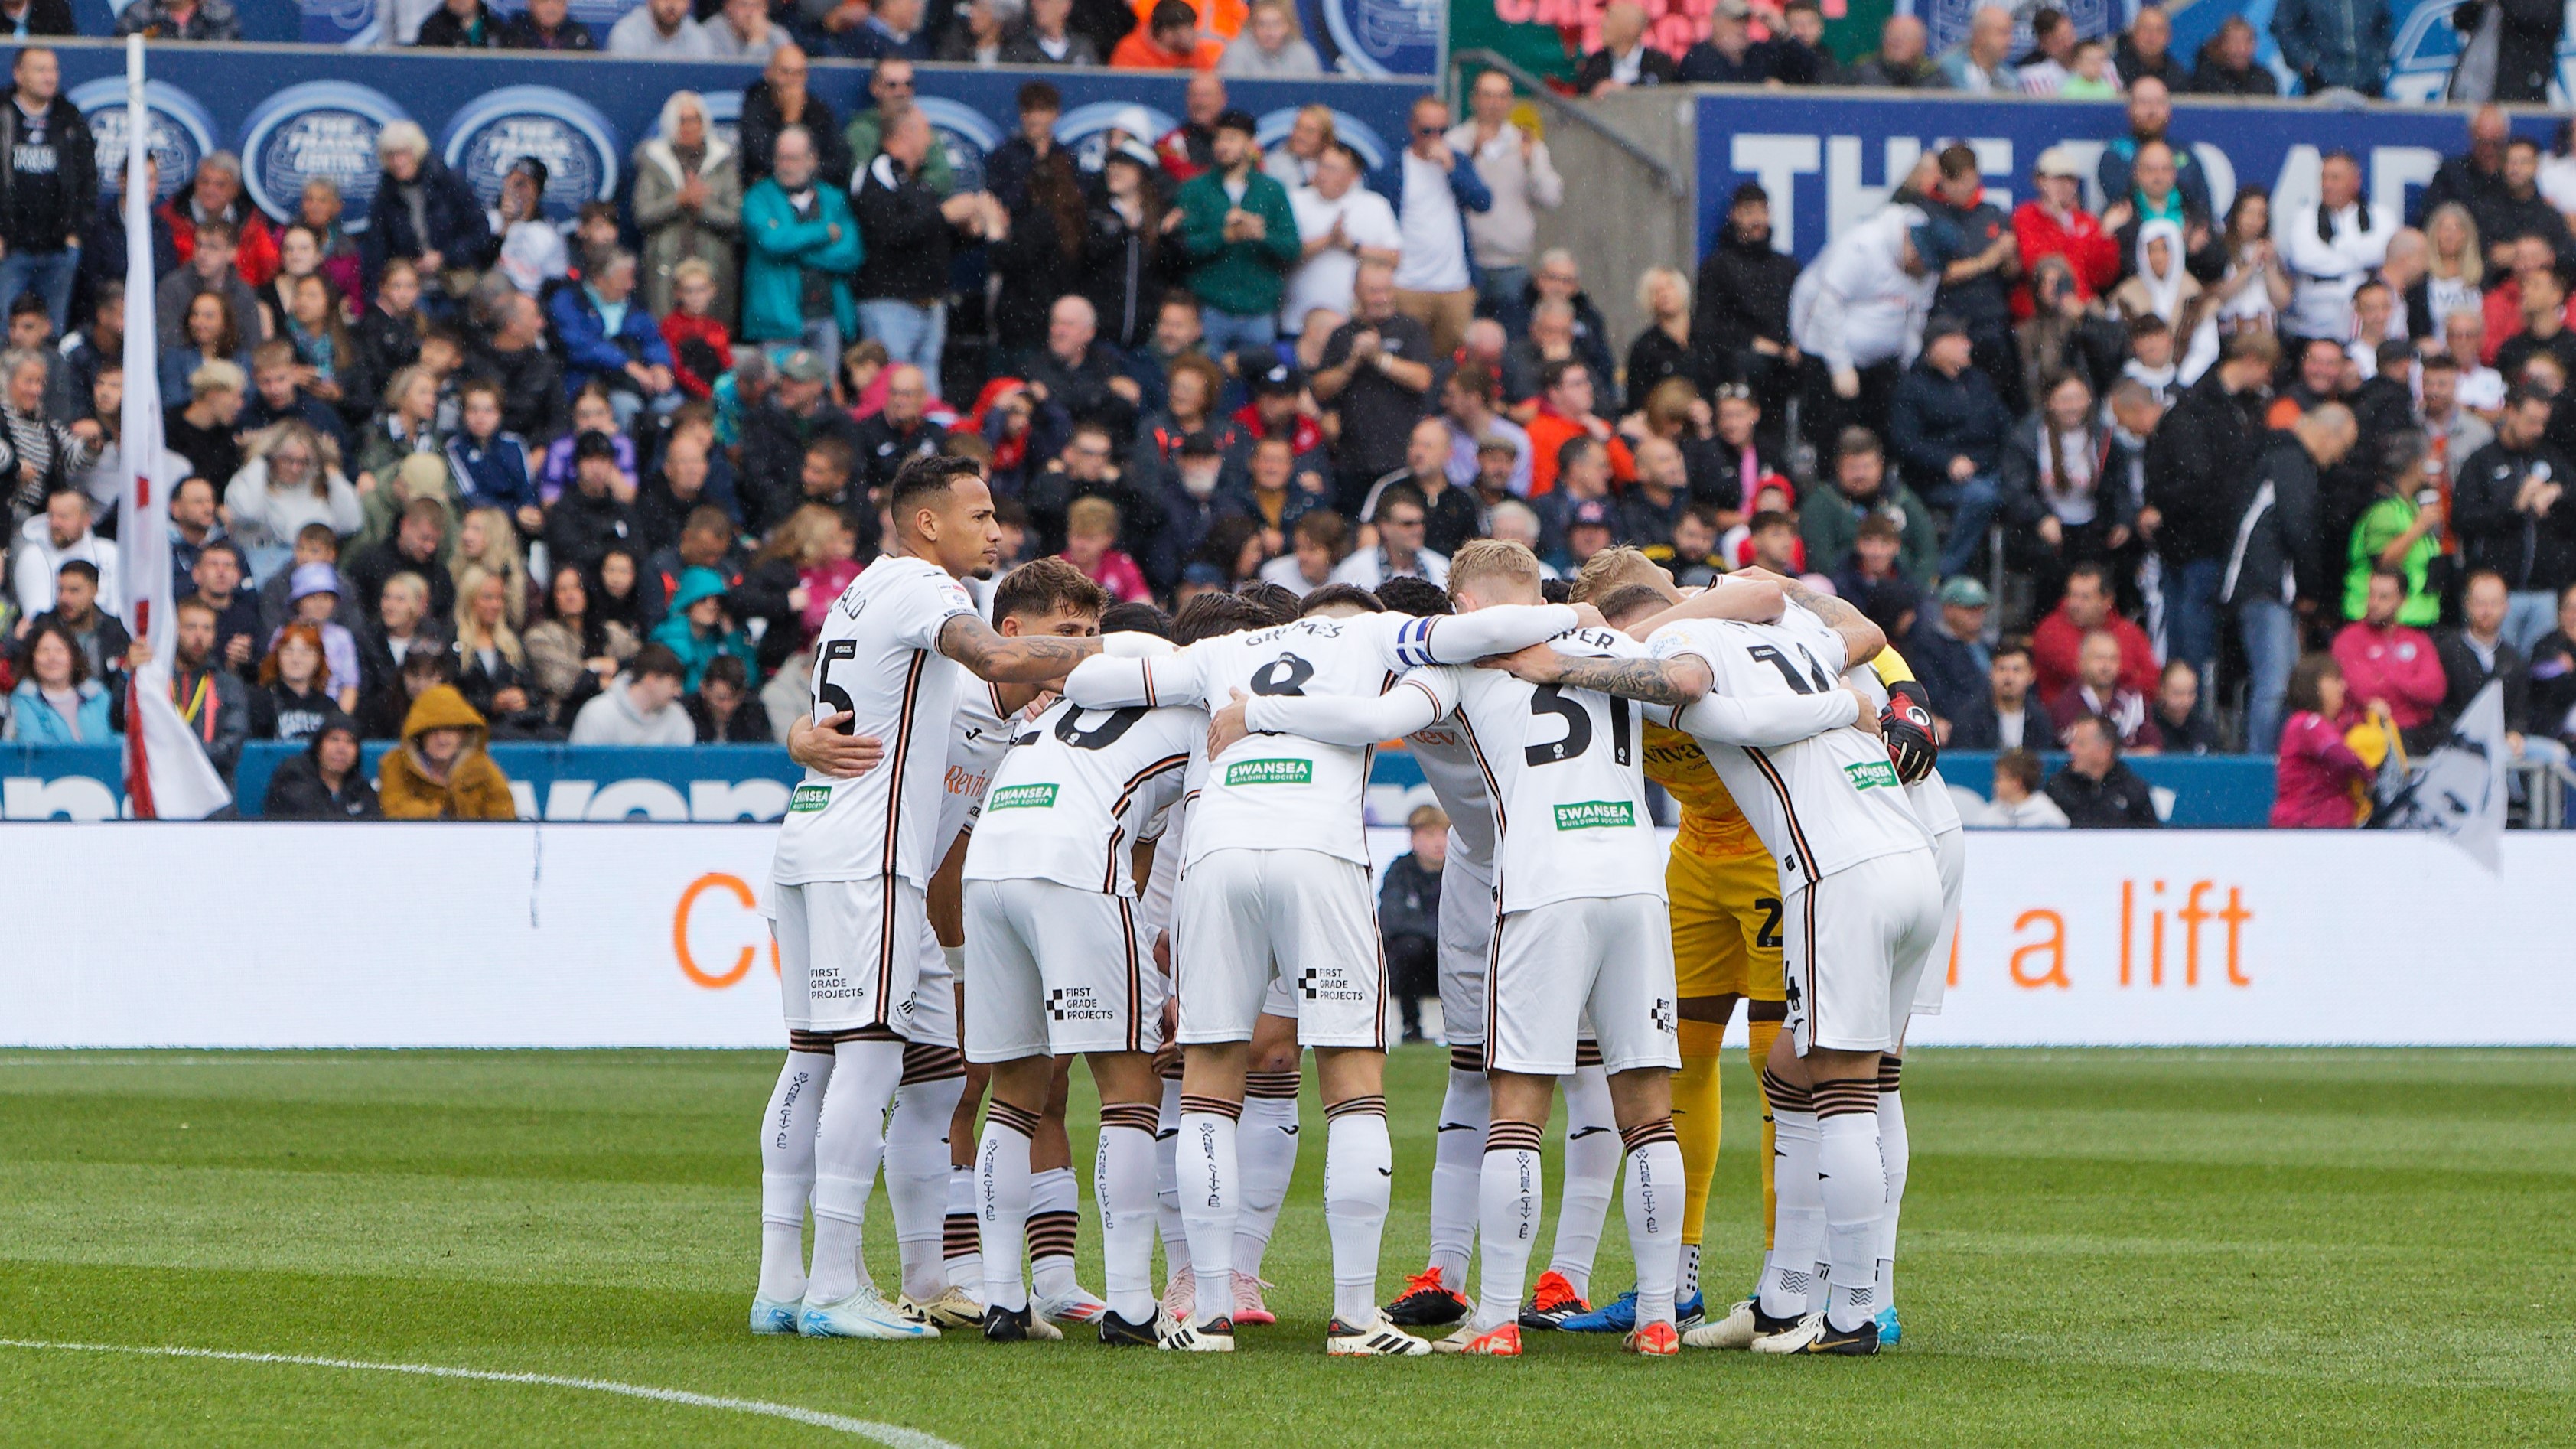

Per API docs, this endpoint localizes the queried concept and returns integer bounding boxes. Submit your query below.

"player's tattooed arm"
[1732,565,1887,666]
[1623,576,1786,639]
[785,712,889,775]
[1487,647,1713,707]
[938,614,1105,684]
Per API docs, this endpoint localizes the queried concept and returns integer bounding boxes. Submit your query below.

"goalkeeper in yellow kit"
[1561,550,1938,1342]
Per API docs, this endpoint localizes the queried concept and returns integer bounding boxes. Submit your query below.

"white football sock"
[1813,1080,1886,1334]
[886,1069,963,1302]
[1428,1063,1488,1292]
[1877,1057,1908,1315]
[1233,1074,1301,1283]
[1096,1102,1161,1325]
[1154,1076,1189,1278]
[1620,1122,1684,1329]
[943,1165,982,1293]
[1474,1119,1545,1333]
[1027,1167,1080,1301]
[1760,1096,1823,1320]
[975,1101,1038,1314]
[1177,1098,1239,1327]
[805,1039,904,1306]
[1548,1064,1617,1300]
[1321,1096,1392,1326]
[757,1050,833,1304]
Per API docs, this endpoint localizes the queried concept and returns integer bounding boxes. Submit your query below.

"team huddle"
[751,453,1964,1358]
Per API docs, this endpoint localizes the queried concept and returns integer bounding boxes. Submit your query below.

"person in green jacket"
[1174,108,1301,361]
[843,60,954,197]
[652,565,759,689]
[2343,443,2444,626]
[740,127,862,358]
[1803,427,1943,587]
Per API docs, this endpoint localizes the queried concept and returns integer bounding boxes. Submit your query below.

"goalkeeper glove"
[1880,680,1939,784]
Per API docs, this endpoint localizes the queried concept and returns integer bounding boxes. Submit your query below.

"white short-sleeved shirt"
[1647,607,1933,890]
[1285,183,1402,334]
[1394,150,1472,294]
[771,555,977,886]
[961,697,1197,897]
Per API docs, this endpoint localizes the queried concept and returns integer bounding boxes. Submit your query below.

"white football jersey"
[1062,604,1575,868]
[962,696,1198,897]
[1647,607,1933,891]
[770,555,979,887]
[1404,718,1496,879]
[1845,666,1965,839]
[1398,626,1665,914]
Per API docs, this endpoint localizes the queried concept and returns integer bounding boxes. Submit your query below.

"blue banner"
[1695,89,2552,264]
[29,41,1422,224]
[1297,0,1444,77]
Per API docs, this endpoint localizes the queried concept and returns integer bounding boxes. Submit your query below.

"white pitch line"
[0,1339,963,1449]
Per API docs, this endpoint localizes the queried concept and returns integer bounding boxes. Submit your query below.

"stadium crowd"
[0,17,2570,825]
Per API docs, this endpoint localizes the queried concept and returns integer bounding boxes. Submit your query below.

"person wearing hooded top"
[1790,199,1943,454]
[567,640,695,745]
[262,710,383,819]
[2109,219,2220,383]
[650,563,758,689]
[377,682,515,819]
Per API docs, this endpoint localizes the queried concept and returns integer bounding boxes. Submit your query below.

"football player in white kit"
[1060,581,1582,1355]
[960,595,1204,1346]
[757,457,1107,1342]
[1490,572,1942,1357]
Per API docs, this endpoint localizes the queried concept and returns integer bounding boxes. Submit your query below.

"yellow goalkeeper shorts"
[1666,839,1786,1004]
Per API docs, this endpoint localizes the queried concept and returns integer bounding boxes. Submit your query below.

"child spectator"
[252,622,340,742]
[1059,495,1151,602]
[1977,747,2070,826]
[686,653,774,741]
[1376,803,1445,1043]
[377,683,516,819]
[652,565,757,689]
[661,259,734,400]
[568,641,695,745]
[447,382,539,531]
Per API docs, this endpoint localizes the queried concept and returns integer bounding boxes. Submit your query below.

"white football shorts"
[1910,824,1967,1018]
[962,878,1164,1061]
[1486,894,1679,1077]
[1783,847,1944,1057]
[771,875,928,1037]
[1173,847,1384,1050]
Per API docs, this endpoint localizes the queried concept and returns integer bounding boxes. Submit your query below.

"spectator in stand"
[2146,330,2275,676]
[2270,654,2375,825]
[568,641,694,745]
[2115,4,2184,88]
[2188,15,2277,95]
[164,595,250,780]
[2272,0,2389,95]
[1902,575,1993,730]
[2447,0,2563,103]
[1626,269,1710,406]
[2052,628,2159,749]
[187,542,262,674]
[1332,483,1448,588]
[377,683,514,819]
[1691,184,1801,419]
[1936,4,2017,93]
[251,620,343,742]
[1760,0,1839,84]
[1575,2,1679,95]
[1448,70,1561,324]
[1378,801,1444,1042]
[450,558,537,728]
[115,0,239,39]
[739,47,852,189]
[11,554,125,676]
[702,0,782,57]
[361,124,488,304]
[989,150,1091,360]
[3,620,110,741]
[223,422,360,568]
[350,495,456,626]
[153,218,258,361]
[2012,5,2079,94]
[1805,426,1936,583]
[855,109,995,389]
[2343,430,2444,626]
[2031,558,2158,702]
[1281,142,1400,350]
[1850,14,1939,87]
[1618,435,1689,552]
[854,364,947,496]
[2047,713,2161,826]
[652,565,756,689]
[262,711,382,819]
[1112,0,1220,67]
[1354,415,1479,555]
[659,263,734,403]
[498,0,596,47]
[1058,495,1151,602]
[1978,747,2070,825]
[1921,145,2024,404]
[2417,106,2509,230]
[1175,107,1297,360]
[2279,151,2398,344]
[2226,404,2359,751]
[634,93,741,324]
[1314,259,1435,510]
[549,250,676,433]
[415,0,500,45]
[608,0,713,54]
[1000,0,1099,63]
[1833,514,1921,638]
[2016,147,2121,320]
[741,126,861,365]
[2149,659,2220,753]
[358,569,449,701]
[545,431,645,576]
[0,0,73,34]
[1390,96,1487,360]
[1679,0,1771,83]
[2525,581,2576,743]
[2454,383,2576,650]
[1888,316,2011,579]
[2004,370,2137,604]
[2099,80,2212,223]
[686,653,773,741]
[1521,357,1629,498]
[0,49,93,335]
[1218,0,1319,74]
[2333,565,2448,747]
[2436,569,2535,747]
[1257,506,1347,594]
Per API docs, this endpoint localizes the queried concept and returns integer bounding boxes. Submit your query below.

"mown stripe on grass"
[0,1340,962,1449]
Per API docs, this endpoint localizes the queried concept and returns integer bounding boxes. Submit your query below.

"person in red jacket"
[160,153,280,290]
[2031,561,2158,702]
[2330,567,2448,742]
[658,259,733,401]
[2013,146,2120,321]
[2271,653,2375,827]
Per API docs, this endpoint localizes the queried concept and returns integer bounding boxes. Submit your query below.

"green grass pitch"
[2,1046,2571,1446]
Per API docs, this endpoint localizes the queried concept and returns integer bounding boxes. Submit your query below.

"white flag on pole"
[116,34,229,820]
[2370,679,2509,871]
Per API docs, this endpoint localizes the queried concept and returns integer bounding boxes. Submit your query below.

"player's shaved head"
[1298,583,1386,618]
[1596,582,1674,629]
[1174,591,1278,643]
[1569,545,1676,604]
[1446,539,1544,608]
[993,556,1109,626]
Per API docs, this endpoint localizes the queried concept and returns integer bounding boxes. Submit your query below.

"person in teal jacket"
[1174,108,1301,360]
[650,565,759,689]
[741,127,862,355]
[5,622,116,743]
